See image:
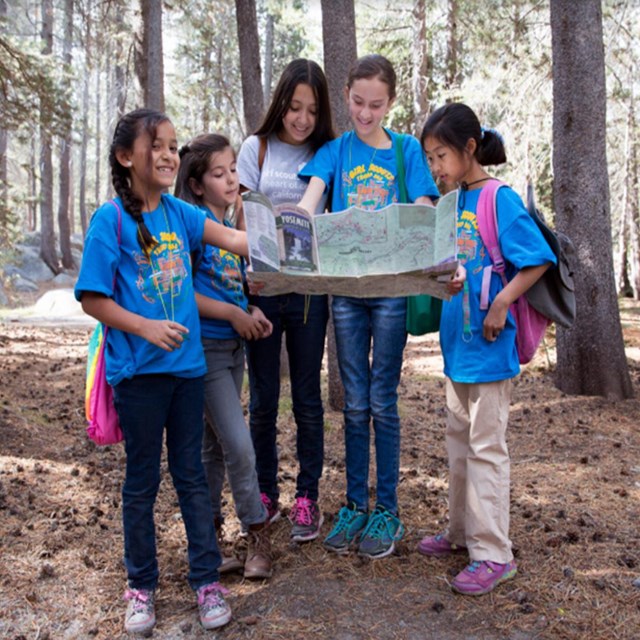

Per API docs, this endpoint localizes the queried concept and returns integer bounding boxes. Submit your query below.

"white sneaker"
[196,582,232,629]
[123,588,155,635]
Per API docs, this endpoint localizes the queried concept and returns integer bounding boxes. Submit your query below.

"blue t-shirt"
[298,129,439,211]
[193,205,247,340]
[440,186,556,383]
[74,193,207,385]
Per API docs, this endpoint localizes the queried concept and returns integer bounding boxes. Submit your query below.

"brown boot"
[244,522,272,579]
[215,519,244,575]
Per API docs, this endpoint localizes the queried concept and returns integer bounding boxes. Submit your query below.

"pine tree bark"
[321,0,357,410]
[235,0,264,135]
[137,0,164,111]
[39,0,59,273]
[411,0,431,136]
[551,0,633,399]
[0,0,7,236]
[57,0,74,269]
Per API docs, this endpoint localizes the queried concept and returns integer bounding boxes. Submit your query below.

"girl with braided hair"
[74,109,247,634]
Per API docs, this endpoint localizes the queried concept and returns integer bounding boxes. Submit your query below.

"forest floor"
[0,289,639,640]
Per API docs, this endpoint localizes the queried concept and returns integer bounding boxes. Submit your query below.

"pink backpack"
[84,201,124,445]
[476,180,551,365]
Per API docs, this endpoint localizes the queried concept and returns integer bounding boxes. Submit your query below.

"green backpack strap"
[393,132,408,203]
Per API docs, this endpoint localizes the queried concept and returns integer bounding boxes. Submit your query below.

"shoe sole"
[417,546,468,558]
[201,608,232,630]
[358,540,396,560]
[125,618,156,636]
[244,567,273,579]
[290,515,324,542]
[322,540,352,555]
[451,567,517,596]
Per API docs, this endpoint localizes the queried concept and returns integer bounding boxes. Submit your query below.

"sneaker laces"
[330,504,359,534]
[361,508,404,541]
[197,582,229,607]
[291,497,315,526]
[123,588,152,612]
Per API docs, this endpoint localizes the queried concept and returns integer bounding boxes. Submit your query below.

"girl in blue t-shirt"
[74,109,249,634]
[175,133,274,581]
[298,54,440,559]
[418,102,555,596]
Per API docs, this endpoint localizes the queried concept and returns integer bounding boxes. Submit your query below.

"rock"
[633,577,640,589]
[0,283,7,306]
[11,244,55,282]
[33,289,84,317]
[8,272,38,292]
[52,272,77,287]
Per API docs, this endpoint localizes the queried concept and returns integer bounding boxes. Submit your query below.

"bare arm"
[483,263,551,341]
[203,218,248,257]
[298,176,327,215]
[81,291,188,352]
[414,195,436,207]
[195,292,267,340]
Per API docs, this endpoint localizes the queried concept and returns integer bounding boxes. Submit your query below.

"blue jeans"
[247,293,328,502]
[202,337,266,528]
[113,374,220,591]
[332,296,407,515]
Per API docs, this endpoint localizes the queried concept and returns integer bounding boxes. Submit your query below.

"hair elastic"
[481,126,505,145]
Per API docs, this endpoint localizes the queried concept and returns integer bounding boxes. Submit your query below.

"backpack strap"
[476,179,507,309]
[392,132,408,203]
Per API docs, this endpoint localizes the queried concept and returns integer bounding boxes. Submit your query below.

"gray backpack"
[524,184,576,328]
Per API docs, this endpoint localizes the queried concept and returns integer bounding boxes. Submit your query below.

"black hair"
[254,58,335,152]
[109,108,171,254]
[175,134,233,206]
[420,102,507,166]
[347,54,397,101]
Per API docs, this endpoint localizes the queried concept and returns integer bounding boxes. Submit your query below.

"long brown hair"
[254,59,335,152]
[109,108,170,254]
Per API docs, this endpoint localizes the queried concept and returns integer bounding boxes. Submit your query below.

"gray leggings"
[201,337,266,528]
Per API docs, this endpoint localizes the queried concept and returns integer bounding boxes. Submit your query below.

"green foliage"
[0,28,72,134]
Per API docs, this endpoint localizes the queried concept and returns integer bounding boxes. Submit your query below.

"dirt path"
[0,306,638,639]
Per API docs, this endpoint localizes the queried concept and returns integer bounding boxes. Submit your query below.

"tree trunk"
[321,0,357,135]
[321,0,357,410]
[137,0,164,111]
[235,0,264,135]
[411,0,430,136]
[445,0,459,89]
[57,0,74,269]
[39,0,59,273]
[0,0,7,238]
[28,137,37,231]
[263,12,274,105]
[114,5,128,121]
[94,50,101,211]
[627,86,640,298]
[550,0,633,399]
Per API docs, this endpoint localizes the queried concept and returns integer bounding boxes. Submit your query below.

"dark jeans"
[113,374,220,591]
[246,293,328,502]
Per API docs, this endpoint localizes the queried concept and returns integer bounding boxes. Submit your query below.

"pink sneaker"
[417,533,467,557]
[261,493,281,524]
[289,496,323,542]
[451,560,517,596]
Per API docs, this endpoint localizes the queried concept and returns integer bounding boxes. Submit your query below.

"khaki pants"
[445,378,514,563]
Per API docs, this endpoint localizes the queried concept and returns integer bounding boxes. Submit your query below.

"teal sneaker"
[357,506,405,559]
[323,503,369,554]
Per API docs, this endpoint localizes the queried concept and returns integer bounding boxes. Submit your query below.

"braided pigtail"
[109,108,171,255]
